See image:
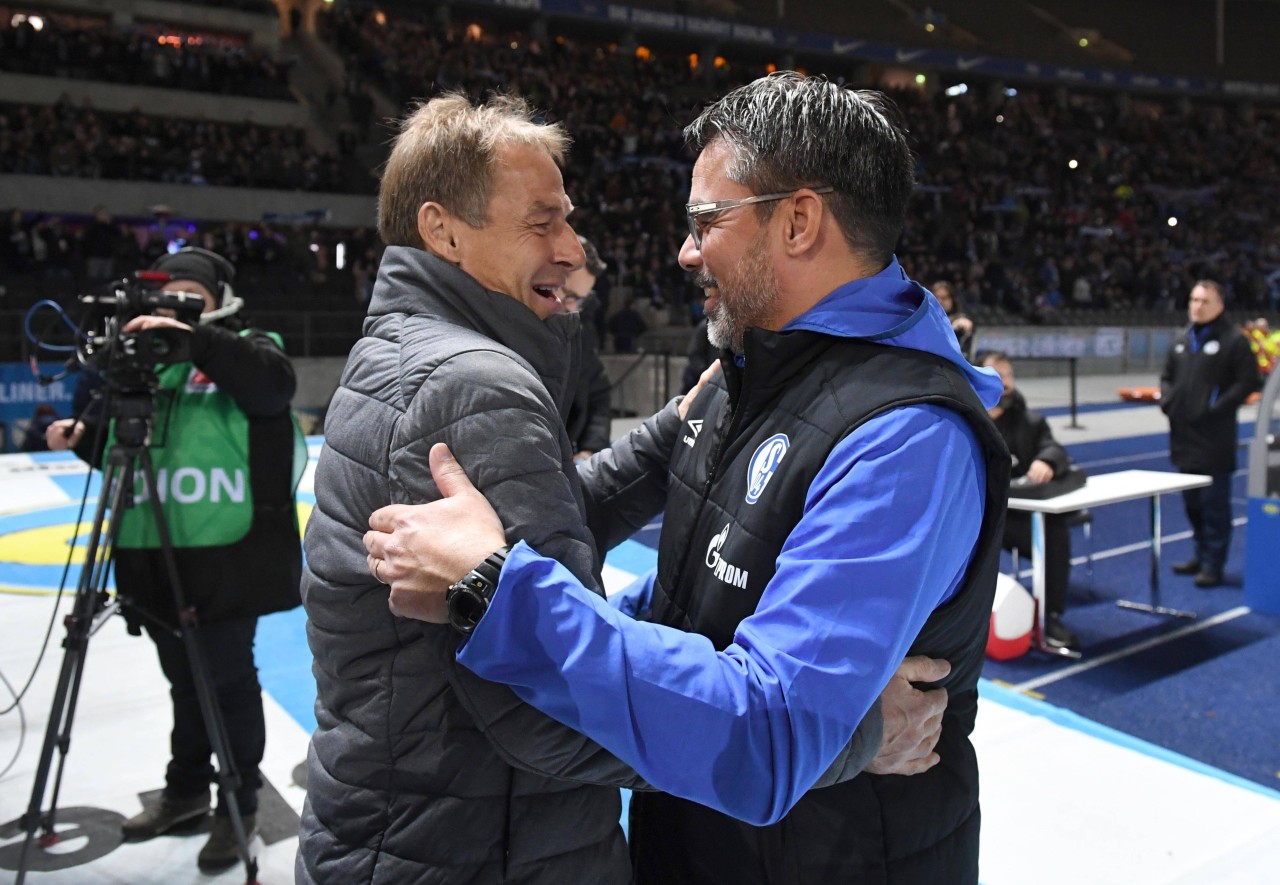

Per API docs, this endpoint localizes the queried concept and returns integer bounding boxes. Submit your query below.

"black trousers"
[1180,470,1233,572]
[1002,510,1072,617]
[145,616,263,816]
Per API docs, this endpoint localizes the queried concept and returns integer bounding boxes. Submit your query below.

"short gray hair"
[378,92,570,247]
[685,72,914,264]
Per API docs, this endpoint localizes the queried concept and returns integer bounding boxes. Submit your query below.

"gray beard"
[706,302,733,351]
[705,242,779,353]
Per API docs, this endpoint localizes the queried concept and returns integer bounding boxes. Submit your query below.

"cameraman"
[46,248,303,873]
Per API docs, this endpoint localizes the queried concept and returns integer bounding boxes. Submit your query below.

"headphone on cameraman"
[151,246,244,324]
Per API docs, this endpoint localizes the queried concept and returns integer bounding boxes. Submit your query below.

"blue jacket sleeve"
[457,404,985,825]
[605,569,655,618]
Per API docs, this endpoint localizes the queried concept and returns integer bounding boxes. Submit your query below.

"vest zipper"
[704,399,738,491]
[664,395,738,619]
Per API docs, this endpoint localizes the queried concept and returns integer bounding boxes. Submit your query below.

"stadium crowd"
[320,4,1279,318]
[1,208,379,309]
[0,100,367,193]
[2,2,1277,332]
[1,14,294,101]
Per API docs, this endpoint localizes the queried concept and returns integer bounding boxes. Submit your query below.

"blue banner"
[476,0,1278,101]
[0,363,76,453]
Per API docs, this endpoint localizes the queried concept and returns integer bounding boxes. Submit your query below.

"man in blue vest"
[46,248,303,872]
[365,73,1009,884]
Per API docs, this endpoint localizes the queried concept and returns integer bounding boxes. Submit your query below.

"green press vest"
[113,331,303,549]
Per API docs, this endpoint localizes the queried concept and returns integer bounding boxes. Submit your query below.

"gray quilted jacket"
[297,247,679,884]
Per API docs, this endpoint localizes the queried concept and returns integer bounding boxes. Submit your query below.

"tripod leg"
[137,449,259,883]
[15,459,129,885]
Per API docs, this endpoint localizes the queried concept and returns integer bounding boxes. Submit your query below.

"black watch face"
[448,585,488,632]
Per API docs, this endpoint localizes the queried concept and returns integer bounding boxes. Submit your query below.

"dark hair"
[1193,279,1224,302]
[685,71,915,265]
[578,235,607,276]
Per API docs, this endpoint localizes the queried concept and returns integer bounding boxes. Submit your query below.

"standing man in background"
[46,247,304,873]
[1161,279,1259,587]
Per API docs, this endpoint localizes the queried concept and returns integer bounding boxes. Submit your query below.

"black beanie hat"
[151,249,231,302]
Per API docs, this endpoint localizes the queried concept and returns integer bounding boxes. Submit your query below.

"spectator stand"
[0,10,295,101]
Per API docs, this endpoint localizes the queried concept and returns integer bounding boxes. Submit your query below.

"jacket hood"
[367,245,580,416]
[782,257,1003,408]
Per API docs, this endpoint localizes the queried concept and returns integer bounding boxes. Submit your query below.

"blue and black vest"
[631,327,1010,885]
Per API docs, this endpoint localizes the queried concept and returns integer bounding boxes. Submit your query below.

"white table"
[1007,469,1212,658]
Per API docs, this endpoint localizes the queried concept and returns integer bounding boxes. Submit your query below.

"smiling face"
[678,140,783,352]
[453,143,585,320]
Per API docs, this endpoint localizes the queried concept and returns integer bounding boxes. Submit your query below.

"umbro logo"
[682,419,703,448]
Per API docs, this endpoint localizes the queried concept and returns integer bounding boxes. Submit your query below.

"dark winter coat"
[990,389,1070,480]
[1161,316,1259,474]
[298,246,679,884]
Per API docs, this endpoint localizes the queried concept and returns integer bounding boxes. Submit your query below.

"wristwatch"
[445,546,511,635]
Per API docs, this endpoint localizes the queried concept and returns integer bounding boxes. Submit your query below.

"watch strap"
[446,545,510,635]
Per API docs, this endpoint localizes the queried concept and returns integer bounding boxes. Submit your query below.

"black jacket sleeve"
[1029,412,1071,477]
[188,324,296,417]
[578,398,682,555]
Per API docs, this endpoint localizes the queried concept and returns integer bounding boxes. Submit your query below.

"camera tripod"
[14,388,259,885]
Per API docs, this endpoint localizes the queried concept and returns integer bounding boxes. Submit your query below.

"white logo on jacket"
[1204,340,1220,355]
[682,419,703,448]
[705,523,749,589]
[746,433,789,504]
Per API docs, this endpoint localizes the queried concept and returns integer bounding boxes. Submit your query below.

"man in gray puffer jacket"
[297,92,935,885]
[299,92,668,885]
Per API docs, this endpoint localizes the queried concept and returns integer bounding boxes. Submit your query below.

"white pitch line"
[1010,605,1253,693]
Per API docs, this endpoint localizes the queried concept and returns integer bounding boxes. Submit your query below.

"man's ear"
[418,202,461,263]
[781,188,826,258]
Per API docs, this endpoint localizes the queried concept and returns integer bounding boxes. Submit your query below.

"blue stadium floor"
[2,388,1279,883]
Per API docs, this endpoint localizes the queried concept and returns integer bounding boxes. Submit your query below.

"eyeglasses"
[685,186,834,249]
